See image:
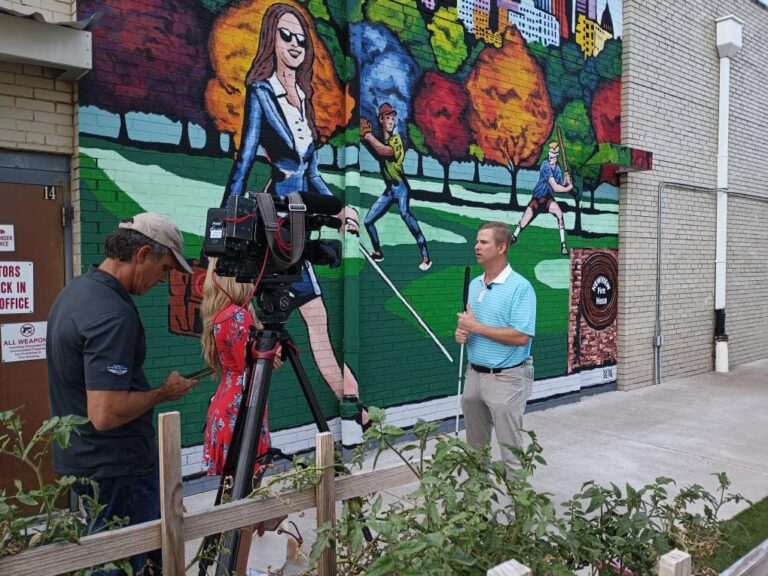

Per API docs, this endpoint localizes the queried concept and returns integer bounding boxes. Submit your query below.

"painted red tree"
[413,71,470,199]
[78,0,218,152]
[591,77,621,193]
[592,78,621,144]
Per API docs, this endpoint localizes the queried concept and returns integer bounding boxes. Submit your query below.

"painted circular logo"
[580,252,618,330]
[20,323,35,337]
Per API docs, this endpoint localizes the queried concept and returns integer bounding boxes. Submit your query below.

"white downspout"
[714,15,743,373]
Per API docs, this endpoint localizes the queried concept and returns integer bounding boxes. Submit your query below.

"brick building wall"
[620,0,768,389]
[721,3,768,367]
[0,62,75,155]
[0,0,75,22]
[71,0,626,458]
[0,0,81,270]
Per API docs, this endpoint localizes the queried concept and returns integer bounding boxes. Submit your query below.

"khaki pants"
[461,364,533,474]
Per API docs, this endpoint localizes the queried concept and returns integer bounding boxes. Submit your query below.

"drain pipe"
[714,15,743,372]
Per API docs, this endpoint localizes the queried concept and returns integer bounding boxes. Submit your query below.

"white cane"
[455,266,471,436]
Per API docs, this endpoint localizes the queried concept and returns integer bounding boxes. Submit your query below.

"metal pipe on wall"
[714,14,744,372]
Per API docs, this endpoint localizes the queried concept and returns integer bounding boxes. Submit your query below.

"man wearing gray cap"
[47,212,198,575]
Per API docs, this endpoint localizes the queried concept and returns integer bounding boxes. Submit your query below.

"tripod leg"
[208,329,279,576]
[283,335,331,434]
[283,334,375,542]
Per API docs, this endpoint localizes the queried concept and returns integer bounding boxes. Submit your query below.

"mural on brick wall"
[77,0,649,471]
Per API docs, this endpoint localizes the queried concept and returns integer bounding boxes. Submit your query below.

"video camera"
[202,191,343,282]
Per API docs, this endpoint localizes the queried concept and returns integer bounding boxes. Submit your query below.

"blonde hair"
[200,258,259,371]
[479,221,512,252]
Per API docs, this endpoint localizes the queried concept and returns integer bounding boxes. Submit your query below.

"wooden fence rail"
[0,412,415,576]
[0,412,696,576]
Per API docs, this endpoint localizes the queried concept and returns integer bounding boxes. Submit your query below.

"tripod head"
[254,273,304,328]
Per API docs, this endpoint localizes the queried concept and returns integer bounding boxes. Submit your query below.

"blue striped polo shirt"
[466,264,536,368]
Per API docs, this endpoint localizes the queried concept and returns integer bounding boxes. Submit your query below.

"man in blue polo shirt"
[455,221,536,473]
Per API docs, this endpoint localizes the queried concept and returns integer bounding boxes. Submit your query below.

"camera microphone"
[291,192,343,216]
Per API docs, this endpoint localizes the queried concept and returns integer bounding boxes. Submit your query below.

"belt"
[470,360,525,374]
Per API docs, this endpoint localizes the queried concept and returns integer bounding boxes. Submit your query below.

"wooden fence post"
[315,432,336,576]
[158,412,184,575]
[658,549,692,576]
[487,558,532,576]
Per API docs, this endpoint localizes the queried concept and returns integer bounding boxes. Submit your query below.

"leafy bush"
[0,409,132,575]
[308,408,746,576]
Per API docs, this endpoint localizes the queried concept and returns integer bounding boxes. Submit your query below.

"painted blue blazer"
[223,80,332,206]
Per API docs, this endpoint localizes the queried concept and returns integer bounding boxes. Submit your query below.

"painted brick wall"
[620,0,768,389]
[73,0,626,460]
[0,62,74,154]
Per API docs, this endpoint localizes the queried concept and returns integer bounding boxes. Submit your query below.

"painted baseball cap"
[378,102,397,117]
[119,212,193,274]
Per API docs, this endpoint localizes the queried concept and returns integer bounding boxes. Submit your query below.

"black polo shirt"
[47,265,156,479]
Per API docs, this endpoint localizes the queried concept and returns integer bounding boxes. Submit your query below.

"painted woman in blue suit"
[222,3,367,429]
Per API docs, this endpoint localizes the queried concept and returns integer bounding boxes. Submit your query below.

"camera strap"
[255,191,305,271]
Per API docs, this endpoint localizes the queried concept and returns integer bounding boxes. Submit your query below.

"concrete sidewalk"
[184,358,768,574]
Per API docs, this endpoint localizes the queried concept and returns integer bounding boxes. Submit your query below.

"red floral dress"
[202,304,270,476]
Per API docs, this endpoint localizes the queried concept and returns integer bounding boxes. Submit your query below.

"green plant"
[307,408,746,576]
[660,473,748,574]
[0,408,132,575]
[310,408,571,575]
[561,479,674,575]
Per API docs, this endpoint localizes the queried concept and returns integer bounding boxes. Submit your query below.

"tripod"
[198,277,331,576]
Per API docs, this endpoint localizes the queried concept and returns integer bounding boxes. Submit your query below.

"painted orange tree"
[205,0,348,152]
[466,27,553,209]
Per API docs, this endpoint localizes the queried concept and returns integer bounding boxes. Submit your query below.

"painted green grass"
[703,496,768,573]
[77,136,620,439]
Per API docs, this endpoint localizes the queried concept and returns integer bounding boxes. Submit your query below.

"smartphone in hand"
[183,366,215,380]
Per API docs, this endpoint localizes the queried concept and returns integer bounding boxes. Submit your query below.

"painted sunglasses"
[278,27,307,48]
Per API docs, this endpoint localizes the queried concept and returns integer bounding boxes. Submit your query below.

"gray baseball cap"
[119,212,193,274]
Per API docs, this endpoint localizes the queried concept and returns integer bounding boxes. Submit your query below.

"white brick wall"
[0,1,77,154]
[620,0,768,389]
[0,0,75,22]
[0,62,75,154]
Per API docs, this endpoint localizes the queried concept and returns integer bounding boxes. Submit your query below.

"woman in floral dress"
[200,258,278,476]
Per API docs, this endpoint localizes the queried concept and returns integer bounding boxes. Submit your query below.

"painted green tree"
[594,38,622,81]
[470,143,484,184]
[200,0,233,12]
[427,7,468,74]
[529,41,586,113]
[365,0,436,71]
[545,101,597,234]
[308,0,331,20]
[408,123,429,178]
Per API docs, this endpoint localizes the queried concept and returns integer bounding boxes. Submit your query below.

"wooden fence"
[0,411,695,576]
[0,412,415,575]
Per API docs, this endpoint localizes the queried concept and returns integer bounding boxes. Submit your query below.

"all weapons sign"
[1,321,46,363]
